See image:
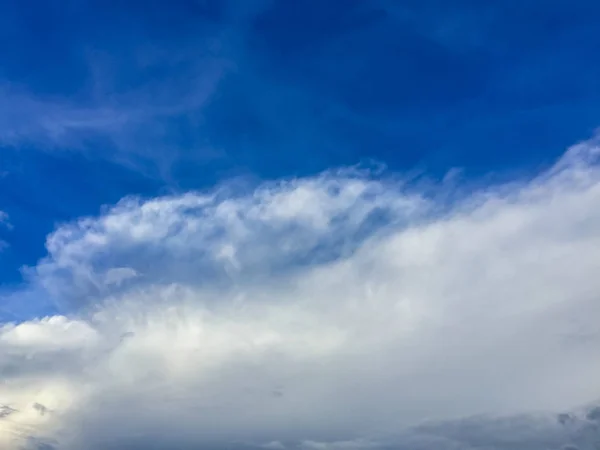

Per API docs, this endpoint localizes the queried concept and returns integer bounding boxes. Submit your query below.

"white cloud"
[103,267,138,287]
[2,137,600,449]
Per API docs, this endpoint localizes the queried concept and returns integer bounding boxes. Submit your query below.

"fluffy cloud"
[2,138,600,449]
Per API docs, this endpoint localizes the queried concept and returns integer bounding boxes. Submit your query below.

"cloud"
[0,84,132,149]
[0,210,11,251]
[0,210,9,226]
[2,136,600,449]
[0,1,244,177]
[0,53,226,172]
[0,0,274,178]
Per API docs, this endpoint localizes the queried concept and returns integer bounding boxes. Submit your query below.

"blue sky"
[2,0,600,285]
[1,1,600,449]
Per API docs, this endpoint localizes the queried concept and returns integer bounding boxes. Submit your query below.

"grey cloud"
[586,406,600,422]
[0,405,17,418]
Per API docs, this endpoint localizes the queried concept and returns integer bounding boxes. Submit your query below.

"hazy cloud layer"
[1,137,600,449]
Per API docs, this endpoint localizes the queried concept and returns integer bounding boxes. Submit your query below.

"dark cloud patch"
[0,405,17,419]
[586,406,600,422]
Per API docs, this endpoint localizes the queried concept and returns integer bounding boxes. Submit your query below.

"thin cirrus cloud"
[0,0,265,176]
[0,56,227,164]
[1,136,600,449]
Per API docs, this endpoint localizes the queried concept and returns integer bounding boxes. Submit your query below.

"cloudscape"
[1,1,600,449]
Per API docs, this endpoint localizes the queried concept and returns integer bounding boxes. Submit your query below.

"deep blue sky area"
[2,0,600,285]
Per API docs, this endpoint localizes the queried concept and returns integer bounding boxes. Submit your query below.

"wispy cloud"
[3,0,599,186]
[1,136,600,449]
[0,83,129,147]
[0,52,227,170]
[0,210,10,251]
[0,0,245,177]
[0,210,9,226]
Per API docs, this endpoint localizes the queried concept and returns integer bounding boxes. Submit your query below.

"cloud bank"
[2,137,600,449]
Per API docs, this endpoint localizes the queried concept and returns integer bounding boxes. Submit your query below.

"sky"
[1,1,600,449]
